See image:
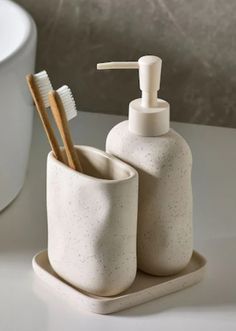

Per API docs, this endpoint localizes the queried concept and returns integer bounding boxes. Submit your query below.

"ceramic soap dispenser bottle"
[97,55,193,276]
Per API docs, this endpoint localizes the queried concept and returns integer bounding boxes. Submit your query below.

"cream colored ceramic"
[33,250,206,314]
[106,122,193,276]
[47,146,138,297]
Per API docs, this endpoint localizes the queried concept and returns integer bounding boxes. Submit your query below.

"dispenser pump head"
[97,55,170,136]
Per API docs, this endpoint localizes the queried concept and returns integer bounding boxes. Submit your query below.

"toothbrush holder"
[47,146,138,296]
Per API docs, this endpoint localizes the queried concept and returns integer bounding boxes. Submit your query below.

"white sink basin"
[0,0,37,211]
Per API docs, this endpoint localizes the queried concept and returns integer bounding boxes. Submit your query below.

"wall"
[16,0,236,127]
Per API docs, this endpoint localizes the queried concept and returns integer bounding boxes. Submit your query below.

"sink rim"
[0,0,36,66]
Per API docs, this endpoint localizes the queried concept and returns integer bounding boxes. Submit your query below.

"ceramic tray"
[32,250,207,315]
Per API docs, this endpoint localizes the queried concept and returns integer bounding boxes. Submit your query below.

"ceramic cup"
[47,146,138,297]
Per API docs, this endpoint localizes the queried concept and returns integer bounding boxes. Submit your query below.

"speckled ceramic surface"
[47,146,138,297]
[106,121,193,276]
[33,250,206,315]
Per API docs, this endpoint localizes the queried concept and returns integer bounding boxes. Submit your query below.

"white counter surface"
[0,112,235,330]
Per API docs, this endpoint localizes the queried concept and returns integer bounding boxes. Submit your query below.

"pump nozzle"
[97,55,169,136]
[97,62,139,70]
[97,56,162,108]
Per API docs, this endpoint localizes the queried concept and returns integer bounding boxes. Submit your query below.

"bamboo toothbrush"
[48,86,83,173]
[26,71,64,162]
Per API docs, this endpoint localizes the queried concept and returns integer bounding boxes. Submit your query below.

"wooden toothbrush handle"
[48,91,83,173]
[26,75,64,163]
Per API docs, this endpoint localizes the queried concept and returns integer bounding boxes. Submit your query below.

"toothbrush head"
[33,70,53,108]
[56,85,77,121]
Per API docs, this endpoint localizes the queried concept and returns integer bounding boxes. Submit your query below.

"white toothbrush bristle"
[57,85,77,121]
[33,70,52,108]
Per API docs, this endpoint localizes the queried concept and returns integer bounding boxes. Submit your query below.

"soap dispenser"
[97,56,193,276]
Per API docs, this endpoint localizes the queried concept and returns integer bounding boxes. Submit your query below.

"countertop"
[0,111,235,330]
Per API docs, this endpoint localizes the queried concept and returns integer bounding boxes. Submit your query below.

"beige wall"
[16,0,236,127]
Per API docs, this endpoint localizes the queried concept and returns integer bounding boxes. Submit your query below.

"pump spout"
[97,55,169,136]
[97,56,162,109]
[97,62,139,70]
